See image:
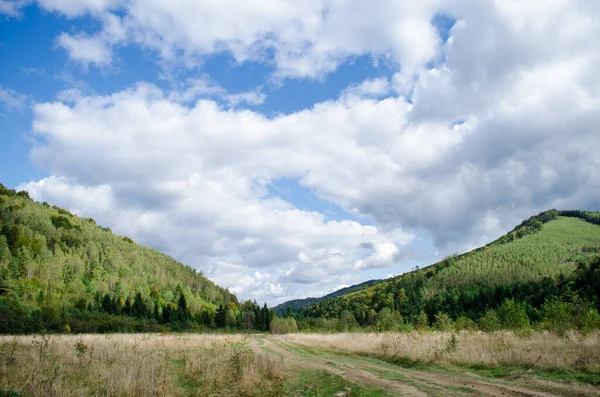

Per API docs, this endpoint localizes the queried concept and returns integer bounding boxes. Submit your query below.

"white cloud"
[57,32,113,68]
[21,86,417,302]
[35,0,441,79]
[15,0,600,304]
[0,85,26,110]
[0,0,31,17]
[342,77,390,98]
[37,0,118,17]
[169,76,265,107]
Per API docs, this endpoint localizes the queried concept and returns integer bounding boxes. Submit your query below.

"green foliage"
[75,337,88,358]
[375,308,404,332]
[496,299,530,331]
[541,297,600,335]
[478,310,501,332]
[454,316,477,331]
[338,310,359,331]
[0,183,277,333]
[270,317,298,334]
[433,312,454,331]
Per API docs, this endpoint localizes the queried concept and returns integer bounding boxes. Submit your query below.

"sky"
[1,0,599,306]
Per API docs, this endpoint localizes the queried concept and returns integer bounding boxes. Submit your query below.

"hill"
[293,210,600,331]
[0,184,272,333]
[273,279,381,316]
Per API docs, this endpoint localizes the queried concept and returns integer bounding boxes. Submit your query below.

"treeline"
[0,184,278,334]
[0,288,275,334]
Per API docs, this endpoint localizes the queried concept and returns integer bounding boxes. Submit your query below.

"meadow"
[1,331,599,396]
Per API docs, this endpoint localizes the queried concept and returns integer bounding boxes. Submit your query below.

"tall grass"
[280,331,600,374]
[0,334,285,396]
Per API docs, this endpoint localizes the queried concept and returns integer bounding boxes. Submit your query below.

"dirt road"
[249,335,600,397]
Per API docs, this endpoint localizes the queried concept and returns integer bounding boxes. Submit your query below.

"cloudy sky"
[1,0,599,305]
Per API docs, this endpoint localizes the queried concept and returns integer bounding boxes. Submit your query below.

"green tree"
[376,308,403,332]
[177,291,191,322]
[497,299,530,331]
[215,304,227,328]
[0,235,11,265]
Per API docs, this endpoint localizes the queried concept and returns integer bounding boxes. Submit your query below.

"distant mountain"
[273,279,382,315]
[291,210,600,327]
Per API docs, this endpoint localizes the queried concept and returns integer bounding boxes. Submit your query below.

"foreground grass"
[0,334,389,396]
[2,331,599,396]
[284,370,394,397]
[279,330,600,385]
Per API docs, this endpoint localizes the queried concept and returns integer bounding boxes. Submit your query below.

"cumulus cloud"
[15,0,600,303]
[21,85,416,301]
[35,0,441,78]
[57,32,113,68]
[342,77,391,98]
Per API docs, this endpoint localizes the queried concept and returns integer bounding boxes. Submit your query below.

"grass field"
[1,332,599,396]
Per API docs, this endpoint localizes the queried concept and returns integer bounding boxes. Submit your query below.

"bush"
[496,299,530,331]
[413,312,429,331]
[270,317,298,334]
[376,308,404,332]
[454,316,477,331]
[433,312,454,331]
[338,310,359,332]
[541,297,600,335]
[479,310,501,332]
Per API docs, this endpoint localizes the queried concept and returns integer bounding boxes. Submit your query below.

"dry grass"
[0,333,285,397]
[279,330,600,373]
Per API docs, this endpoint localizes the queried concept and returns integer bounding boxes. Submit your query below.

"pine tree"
[101,293,112,314]
[215,304,227,328]
[177,291,190,322]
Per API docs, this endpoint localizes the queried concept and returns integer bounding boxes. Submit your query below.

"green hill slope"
[423,216,600,298]
[296,211,600,331]
[0,184,247,333]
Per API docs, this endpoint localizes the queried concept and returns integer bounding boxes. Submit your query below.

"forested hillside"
[0,184,273,333]
[292,210,600,332]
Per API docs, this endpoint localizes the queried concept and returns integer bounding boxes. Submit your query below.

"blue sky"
[1,0,599,304]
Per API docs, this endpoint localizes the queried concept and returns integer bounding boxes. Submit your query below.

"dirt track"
[250,335,600,397]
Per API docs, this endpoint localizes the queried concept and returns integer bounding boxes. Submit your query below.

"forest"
[0,184,274,334]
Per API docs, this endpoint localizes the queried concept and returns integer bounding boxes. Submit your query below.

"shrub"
[270,317,298,334]
[496,299,530,331]
[454,316,477,331]
[376,308,404,332]
[433,312,454,331]
[414,312,429,331]
[479,310,501,332]
[541,297,600,335]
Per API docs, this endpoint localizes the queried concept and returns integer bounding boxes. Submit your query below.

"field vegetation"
[0,333,400,396]
[2,331,599,396]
